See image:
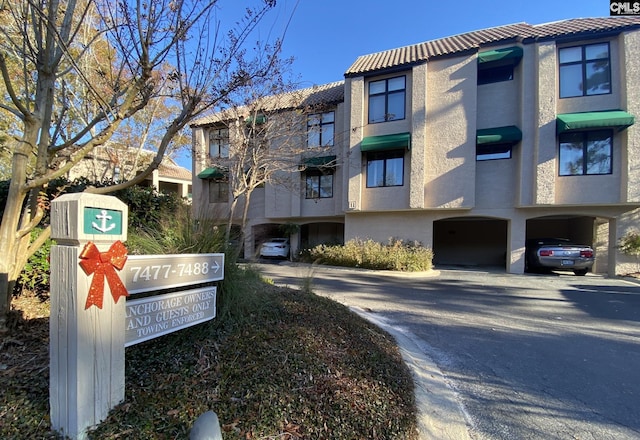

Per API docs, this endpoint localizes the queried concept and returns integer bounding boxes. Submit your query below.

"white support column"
[50,193,128,439]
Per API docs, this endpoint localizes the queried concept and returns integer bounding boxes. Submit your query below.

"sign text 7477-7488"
[122,253,224,295]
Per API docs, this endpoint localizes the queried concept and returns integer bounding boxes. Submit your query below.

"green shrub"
[126,205,227,255]
[15,228,54,298]
[619,231,640,257]
[1,176,187,232]
[125,208,267,326]
[300,238,433,272]
[113,185,184,231]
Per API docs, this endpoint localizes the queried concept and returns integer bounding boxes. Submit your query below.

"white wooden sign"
[123,253,224,294]
[125,286,217,346]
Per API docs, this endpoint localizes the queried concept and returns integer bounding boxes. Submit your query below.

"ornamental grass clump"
[303,238,433,272]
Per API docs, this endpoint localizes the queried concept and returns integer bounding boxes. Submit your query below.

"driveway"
[253,262,640,440]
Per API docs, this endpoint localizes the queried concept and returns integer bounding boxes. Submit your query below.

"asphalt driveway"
[254,262,640,440]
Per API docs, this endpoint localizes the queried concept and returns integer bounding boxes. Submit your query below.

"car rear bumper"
[260,249,288,257]
[537,257,594,270]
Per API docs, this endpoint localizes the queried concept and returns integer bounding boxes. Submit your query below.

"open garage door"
[525,215,607,273]
[433,217,508,268]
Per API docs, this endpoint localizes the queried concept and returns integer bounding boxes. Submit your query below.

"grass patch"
[1,267,418,439]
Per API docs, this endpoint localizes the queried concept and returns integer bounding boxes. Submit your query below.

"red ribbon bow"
[79,241,129,309]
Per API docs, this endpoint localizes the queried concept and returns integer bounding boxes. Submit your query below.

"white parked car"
[260,238,290,258]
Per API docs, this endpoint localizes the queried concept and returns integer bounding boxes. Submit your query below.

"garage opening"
[300,222,344,248]
[433,217,508,268]
[526,216,594,244]
[525,215,607,273]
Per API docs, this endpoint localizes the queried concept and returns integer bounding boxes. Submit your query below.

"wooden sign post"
[49,193,128,440]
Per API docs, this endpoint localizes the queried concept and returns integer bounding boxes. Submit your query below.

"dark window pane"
[388,76,405,91]
[478,65,514,85]
[559,137,584,176]
[369,95,386,123]
[320,175,333,198]
[385,157,404,186]
[585,43,609,60]
[307,129,320,147]
[369,80,386,95]
[559,131,612,176]
[559,46,582,63]
[387,92,405,121]
[586,132,612,174]
[209,181,229,203]
[305,175,317,198]
[477,143,512,161]
[367,159,385,187]
[323,124,334,146]
[559,64,583,98]
[585,60,610,95]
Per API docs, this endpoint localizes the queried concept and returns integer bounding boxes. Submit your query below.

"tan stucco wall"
[475,45,522,211]
[424,55,476,209]
[475,159,517,209]
[346,77,364,212]
[534,41,558,205]
[410,63,428,209]
[344,211,434,247]
[623,30,640,203]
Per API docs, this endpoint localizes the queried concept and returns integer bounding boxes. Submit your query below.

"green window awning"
[476,126,522,145]
[556,110,635,133]
[477,46,523,67]
[361,132,411,152]
[245,115,267,126]
[301,155,337,170]
[197,167,227,179]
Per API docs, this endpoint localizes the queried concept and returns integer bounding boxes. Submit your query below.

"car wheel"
[573,269,588,276]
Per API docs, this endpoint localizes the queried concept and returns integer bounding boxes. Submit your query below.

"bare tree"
[195,80,340,250]
[0,0,286,331]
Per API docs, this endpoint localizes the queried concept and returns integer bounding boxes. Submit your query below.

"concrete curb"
[350,307,472,440]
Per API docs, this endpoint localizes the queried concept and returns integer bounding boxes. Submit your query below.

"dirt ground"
[1,291,50,374]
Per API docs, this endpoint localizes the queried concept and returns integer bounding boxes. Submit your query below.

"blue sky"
[175,0,608,169]
[277,0,607,86]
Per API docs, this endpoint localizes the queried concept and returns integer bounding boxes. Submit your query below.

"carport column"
[507,216,527,274]
[608,217,618,277]
[49,193,128,439]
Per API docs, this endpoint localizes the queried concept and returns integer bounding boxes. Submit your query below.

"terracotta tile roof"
[192,17,640,126]
[192,81,345,127]
[158,161,192,181]
[345,17,640,76]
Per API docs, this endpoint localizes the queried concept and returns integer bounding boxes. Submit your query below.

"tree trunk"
[0,122,39,332]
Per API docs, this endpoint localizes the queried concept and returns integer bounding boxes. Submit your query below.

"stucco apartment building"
[192,16,640,275]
